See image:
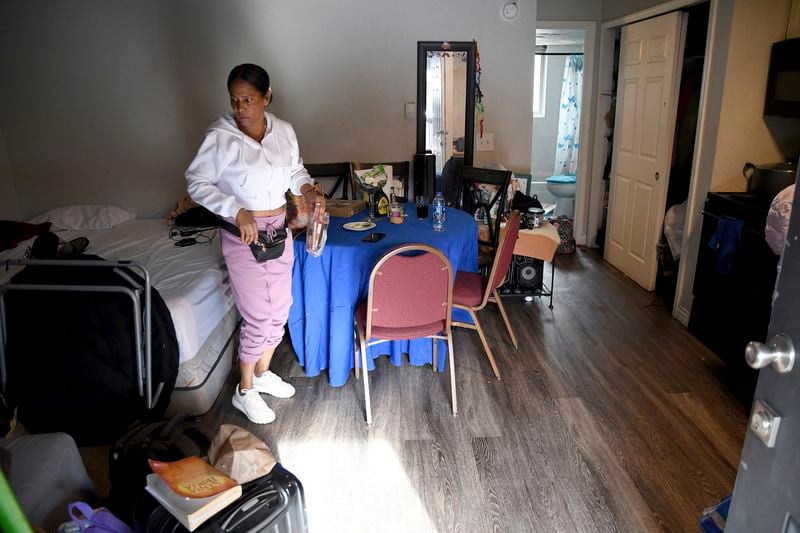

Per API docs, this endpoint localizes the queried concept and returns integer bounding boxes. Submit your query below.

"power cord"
[168,226,217,247]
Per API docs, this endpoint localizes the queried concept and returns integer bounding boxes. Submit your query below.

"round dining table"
[289,204,478,386]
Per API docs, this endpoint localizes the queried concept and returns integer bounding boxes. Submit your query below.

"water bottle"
[432,192,446,232]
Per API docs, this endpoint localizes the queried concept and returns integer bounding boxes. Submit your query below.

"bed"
[0,208,238,443]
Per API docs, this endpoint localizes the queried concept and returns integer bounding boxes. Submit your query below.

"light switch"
[404,102,416,121]
[476,133,495,152]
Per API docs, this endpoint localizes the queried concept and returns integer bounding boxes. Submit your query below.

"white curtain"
[553,55,583,176]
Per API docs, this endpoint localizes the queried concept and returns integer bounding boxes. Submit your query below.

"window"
[532,54,547,117]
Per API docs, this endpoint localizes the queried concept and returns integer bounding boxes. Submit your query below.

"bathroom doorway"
[531,22,596,242]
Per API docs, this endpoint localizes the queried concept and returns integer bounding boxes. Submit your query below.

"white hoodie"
[185,112,312,218]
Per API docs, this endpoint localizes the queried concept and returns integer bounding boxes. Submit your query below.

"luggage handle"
[157,412,193,441]
[157,412,212,457]
[218,487,285,530]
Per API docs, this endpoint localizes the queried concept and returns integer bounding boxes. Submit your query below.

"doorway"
[657,2,710,307]
[588,0,726,324]
[531,21,596,245]
[599,3,710,296]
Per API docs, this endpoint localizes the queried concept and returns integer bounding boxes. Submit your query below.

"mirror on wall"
[416,41,476,175]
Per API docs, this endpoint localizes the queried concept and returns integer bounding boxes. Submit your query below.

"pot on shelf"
[742,160,797,196]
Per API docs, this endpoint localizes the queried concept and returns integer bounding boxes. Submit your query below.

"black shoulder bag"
[218,217,287,262]
[510,190,543,212]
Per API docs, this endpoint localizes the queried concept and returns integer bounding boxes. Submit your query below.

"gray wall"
[0,0,537,219]
[601,0,667,21]
[0,128,19,220]
[539,0,602,21]
[532,55,567,179]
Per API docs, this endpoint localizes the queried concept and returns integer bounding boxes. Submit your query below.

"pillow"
[29,205,136,231]
[0,220,52,252]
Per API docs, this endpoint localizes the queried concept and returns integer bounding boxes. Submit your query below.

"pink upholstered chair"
[353,244,456,425]
[451,211,521,379]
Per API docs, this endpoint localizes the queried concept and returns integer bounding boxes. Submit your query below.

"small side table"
[510,222,560,308]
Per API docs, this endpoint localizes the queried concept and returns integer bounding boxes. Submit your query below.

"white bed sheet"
[0,220,234,364]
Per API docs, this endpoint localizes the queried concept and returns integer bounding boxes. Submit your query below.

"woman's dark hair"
[227,63,270,95]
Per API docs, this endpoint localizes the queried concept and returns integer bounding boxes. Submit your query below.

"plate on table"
[343,221,376,232]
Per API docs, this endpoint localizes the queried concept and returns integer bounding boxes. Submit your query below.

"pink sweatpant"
[220,212,294,364]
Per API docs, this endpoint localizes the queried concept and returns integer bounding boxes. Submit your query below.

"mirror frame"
[416,41,477,167]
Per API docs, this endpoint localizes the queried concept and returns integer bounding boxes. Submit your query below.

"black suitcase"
[136,463,307,532]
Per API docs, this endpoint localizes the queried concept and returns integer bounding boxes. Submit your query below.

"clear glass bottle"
[432,192,446,232]
[306,201,329,257]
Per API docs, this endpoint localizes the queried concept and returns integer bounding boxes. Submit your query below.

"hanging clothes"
[708,217,744,275]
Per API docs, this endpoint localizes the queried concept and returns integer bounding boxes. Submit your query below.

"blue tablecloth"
[289,205,478,386]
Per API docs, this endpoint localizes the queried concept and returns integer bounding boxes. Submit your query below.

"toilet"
[546,174,577,218]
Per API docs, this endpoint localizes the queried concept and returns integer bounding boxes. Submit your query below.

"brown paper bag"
[207,424,277,484]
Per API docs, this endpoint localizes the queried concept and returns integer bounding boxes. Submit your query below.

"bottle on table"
[375,188,390,218]
[432,192,446,232]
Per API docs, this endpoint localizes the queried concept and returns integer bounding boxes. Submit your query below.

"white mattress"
[0,219,234,364]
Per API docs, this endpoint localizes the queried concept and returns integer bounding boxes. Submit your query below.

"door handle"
[655,172,660,181]
[745,333,795,373]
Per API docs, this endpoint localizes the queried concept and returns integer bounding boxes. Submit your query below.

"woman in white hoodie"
[186,64,324,424]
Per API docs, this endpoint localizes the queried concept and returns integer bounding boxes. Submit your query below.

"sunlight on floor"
[276,437,439,533]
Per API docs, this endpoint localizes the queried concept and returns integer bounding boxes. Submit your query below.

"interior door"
[726,177,800,531]
[604,12,685,290]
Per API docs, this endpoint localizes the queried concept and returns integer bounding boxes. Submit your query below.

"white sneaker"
[252,370,296,398]
[232,385,275,424]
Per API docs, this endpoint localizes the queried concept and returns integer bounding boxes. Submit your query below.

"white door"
[604,12,685,290]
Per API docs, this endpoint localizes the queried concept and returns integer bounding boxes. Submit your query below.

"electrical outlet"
[404,102,416,120]
[476,133,494,151]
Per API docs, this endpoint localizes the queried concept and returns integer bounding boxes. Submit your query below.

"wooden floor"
[184,248,748,532]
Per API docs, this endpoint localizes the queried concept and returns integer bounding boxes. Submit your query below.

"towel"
[707,217,743,275]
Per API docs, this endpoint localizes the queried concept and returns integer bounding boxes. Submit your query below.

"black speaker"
[499,255,544,295]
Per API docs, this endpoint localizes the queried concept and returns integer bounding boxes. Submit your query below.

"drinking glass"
[416,196,429,219]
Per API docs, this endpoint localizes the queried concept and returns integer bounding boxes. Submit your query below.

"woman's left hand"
[303,188,326,213]
[235,208,259,245]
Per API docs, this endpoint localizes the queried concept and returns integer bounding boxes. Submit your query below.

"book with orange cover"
[148,456,238,498]
[145,473,241,531]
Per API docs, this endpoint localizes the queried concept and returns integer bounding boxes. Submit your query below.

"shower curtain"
[554,54,583,176]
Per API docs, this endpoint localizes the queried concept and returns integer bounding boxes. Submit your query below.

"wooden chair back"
[455,165,512,264]
[306,162,352,199]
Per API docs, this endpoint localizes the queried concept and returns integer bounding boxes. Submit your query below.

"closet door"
[604,11,685,290]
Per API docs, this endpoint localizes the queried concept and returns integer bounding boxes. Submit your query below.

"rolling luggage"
[136,463,307,532]
[109,413,212,525]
